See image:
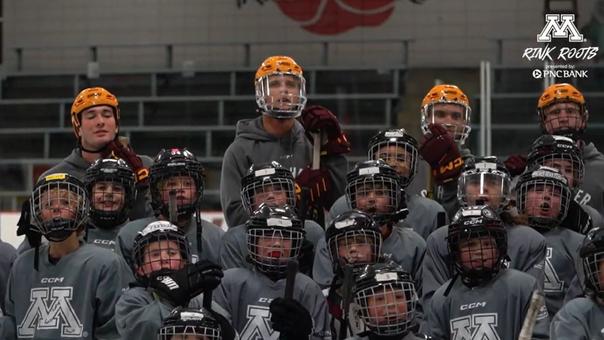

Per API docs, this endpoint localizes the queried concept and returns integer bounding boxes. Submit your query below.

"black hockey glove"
[561,199,593,234]
[269,297,313,340]
[150,261,224,307]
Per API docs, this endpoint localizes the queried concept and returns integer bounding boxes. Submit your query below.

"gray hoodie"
[220,116,347,228]
[576,142,604,217]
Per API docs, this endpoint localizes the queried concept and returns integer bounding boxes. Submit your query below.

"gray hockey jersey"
[428,269,549,340]
[220,219,324,270]
[421,223,546,315]
[542,226,585,316]
[327,193,448,240]
[214,267,332,340]
[312,224,425,291]
[0,243,132,339]
[115,216,224,271]
[550,297,604,339]
[576,142,604,216]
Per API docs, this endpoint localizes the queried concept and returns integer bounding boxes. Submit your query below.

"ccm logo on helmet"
[41,277,64,284]
[460,302,487,310]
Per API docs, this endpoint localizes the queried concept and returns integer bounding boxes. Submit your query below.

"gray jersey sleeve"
[220,225,252,270]
[550,297,604,340]
[115,287,177,340]
[327,195,349,222]
[506,224,546,287]
[420,226,450,315]
[312,236,336,289]
[220,143,250,228]
[405,194,448,240]
[95,253,134,339]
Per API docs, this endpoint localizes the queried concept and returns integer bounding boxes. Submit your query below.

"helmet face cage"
[133,223,190,279]
[158,308,222,340]
[582,251,604,299]
[85,159,135,228]
[448,223,507,284]
[241,168,295,215]
[327,229,383,271]
[346,174,403,226]
[538,84,588,137]
[458,170,510,212]
[255,73,307,119]
[31,175,89,242]
[150,149,205,218]
[530,152,584,188]
[247,226,304,276]
[368,137,418,188]
[421,102,472,145]
[354,280,417,336]
[517,177,571,228]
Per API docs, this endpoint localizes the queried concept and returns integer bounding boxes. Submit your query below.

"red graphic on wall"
[275,0,396,35]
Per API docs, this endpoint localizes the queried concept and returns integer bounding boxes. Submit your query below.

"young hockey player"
[537,83,604,216]
[220,55,349,227]
[515,165,585,316]
[116,220,224,340]
[427,205,549,340]
[413,84,474,217]
[214,205,332,339]
[313,160,425,289]
[116,148,224,271]
[84,158,136,250]
[527,134,603,231]
[0,173,132,339]
[350,262,427,340]
[328,128,448,240]
[219,162,324,274]
[550,226,604,339]
[421,157,546,314]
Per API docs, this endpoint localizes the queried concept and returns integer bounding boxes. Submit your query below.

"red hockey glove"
[419,124,464,184]
[295,167,332,208]
[104,139,149,185]
[301,105,351,156]
[503,154,527,177]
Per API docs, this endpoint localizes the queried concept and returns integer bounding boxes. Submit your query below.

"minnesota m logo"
[18,287,84,338]
[240,305,279,340]
[537,14,584,42]
[450,313,501,340]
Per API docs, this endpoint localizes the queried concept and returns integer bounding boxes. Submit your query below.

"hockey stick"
[311,132,321,170]
[338,265,355,340]
[284,260,299,300]
[518,289,545,340]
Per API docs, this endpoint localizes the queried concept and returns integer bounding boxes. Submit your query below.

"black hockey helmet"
[31,173,89,242]
[346,160,408,226]
[84,158,135,228]
[246,205,305,278]
[150,148,205,219]
[516,165,571,229]
[240,161,295,215]
[527,134,584,188]
[158,307,222,340]
[353,262,418,337]
[448,205,508,287]
[457,156,511,212]
[326,210,383,274]
[580,227,604,299]
[368,129,419,188]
